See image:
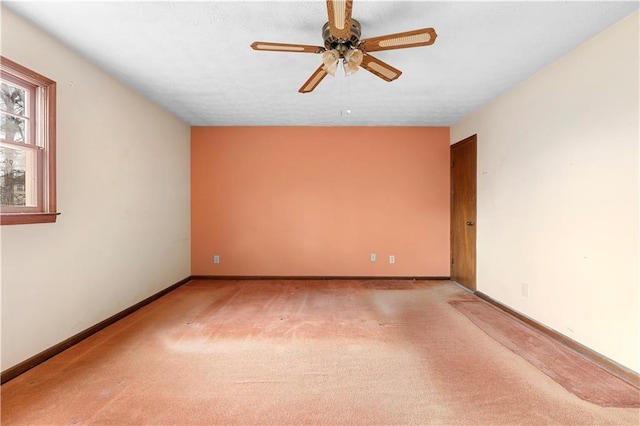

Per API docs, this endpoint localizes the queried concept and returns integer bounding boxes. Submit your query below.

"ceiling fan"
[251,0,437,93]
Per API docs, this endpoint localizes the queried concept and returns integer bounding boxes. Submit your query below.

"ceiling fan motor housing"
[323,19,362,55]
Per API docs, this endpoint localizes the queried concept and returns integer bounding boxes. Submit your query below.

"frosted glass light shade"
[322,49,340,76]
[343,49,363,75]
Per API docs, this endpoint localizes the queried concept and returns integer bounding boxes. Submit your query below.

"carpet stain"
[450,299,640,408]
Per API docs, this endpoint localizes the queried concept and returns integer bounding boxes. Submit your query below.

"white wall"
[1,7,191,371]
[452,11,639,372]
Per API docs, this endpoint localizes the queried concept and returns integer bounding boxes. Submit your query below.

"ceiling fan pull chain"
[340,64,344,116]
[346,66,351,116]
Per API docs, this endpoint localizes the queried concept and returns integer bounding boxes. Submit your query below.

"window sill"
[1,212,60,225]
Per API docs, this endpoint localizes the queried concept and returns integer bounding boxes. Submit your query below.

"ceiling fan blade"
[299,65,329,93]
[360,28,437,52]
[326,0,353,40]
[359,53,402,82]
[251,42,325,54]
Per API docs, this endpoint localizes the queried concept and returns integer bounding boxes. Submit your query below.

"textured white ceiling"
[5,1,639,126]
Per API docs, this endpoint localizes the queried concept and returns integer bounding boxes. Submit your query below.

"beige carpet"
[2,280,639,425]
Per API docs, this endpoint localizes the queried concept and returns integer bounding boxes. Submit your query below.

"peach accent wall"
[192,127,450,277]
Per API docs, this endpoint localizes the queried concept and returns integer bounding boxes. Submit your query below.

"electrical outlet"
[370,253,376,262]
[213,255,220,264]
[389,255,395,264]
[521,282,528,297]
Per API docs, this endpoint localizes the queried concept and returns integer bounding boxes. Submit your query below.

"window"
[1,57,57,225]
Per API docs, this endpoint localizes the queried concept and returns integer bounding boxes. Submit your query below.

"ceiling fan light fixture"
[251,0,437,93]
[322,49,340,76]
[343,48,363,75]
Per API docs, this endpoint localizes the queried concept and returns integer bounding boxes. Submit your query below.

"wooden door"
[451,135,477,291]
